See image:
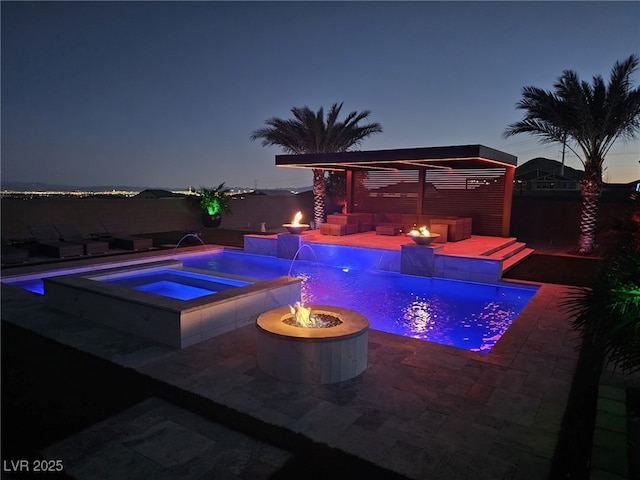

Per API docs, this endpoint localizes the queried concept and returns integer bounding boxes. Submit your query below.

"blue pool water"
[99,268,252,300]
[5,249,538,352]
[181,250,538,353]
[10,279,45,295]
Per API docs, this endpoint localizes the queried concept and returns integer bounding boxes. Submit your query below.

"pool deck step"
[478,239,534,275]
[485,241,527,260]
[479,238,518,256]
[502,247,535,273]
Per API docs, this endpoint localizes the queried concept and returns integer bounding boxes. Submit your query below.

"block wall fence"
[0,193,629,247]
[1,194,314,239]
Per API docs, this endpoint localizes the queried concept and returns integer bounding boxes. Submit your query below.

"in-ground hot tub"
[256,304,369,384]
[44,260,301,348]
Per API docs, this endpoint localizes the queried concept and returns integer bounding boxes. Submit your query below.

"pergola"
[276,145,518,237]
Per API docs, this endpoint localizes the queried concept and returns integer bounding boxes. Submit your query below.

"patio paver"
[1,247,581,479]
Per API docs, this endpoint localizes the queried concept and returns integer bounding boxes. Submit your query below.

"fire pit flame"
[407,226,440,245]
[289,302,315,328]
[283,211,310,234]
[409,226,431,237]
[286,302,342,329]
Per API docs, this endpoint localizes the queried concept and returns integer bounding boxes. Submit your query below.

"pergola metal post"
[345,170,354,213]
[502,166,516,236]
[417,168,426,215]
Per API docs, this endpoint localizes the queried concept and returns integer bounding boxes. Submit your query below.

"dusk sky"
[2,1,639,189]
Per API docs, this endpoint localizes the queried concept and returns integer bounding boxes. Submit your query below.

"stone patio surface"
[1,247,580,479]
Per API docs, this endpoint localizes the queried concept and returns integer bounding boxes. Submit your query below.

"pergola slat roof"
[276,144,517,171]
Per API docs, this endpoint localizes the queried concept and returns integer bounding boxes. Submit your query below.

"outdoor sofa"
[369,213,472,241]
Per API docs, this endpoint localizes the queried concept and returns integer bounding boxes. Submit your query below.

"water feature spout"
[172,233,205,255]
[288,244,318,276]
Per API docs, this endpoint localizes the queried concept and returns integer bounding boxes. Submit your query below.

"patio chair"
[54,224,109,255]
[100,223,153,251]
[27,225,84,258]
[1,239,29,265]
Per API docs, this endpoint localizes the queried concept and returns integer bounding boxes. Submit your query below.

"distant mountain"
[516,157,584,180]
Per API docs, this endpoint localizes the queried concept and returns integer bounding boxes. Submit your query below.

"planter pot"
[202,213,222,228]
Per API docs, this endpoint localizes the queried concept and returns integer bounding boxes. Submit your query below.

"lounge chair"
[1,239,29,265]
[27,225,84,258]
[54,224,109,255]
[100,223,153,251]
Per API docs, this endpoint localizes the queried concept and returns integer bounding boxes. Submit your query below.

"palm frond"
[251,102,382,154]
[505,55,640,254]
[563,239,640,373]
[505,55,640,156]
[251,102,383,224]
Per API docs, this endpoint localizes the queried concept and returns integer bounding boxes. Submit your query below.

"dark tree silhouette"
[251,103,382,226]
[505,55,640,254]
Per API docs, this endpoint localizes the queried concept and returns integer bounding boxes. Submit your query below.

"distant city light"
[0,187,265,198]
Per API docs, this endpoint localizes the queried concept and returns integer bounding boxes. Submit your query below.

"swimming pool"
[181,250,538,353]
[3,248,538,352]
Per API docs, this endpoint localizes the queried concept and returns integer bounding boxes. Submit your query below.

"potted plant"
[197,183,232,228]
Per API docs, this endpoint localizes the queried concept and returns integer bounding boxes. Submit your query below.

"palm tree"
[504,55,640,254]
[563,198,640,374]
[251,102,382,227]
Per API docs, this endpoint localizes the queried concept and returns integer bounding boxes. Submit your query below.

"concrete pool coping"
[257,304,369,340]
[41,258,302,349]
[0,245,581,479]
[44,259,294,314]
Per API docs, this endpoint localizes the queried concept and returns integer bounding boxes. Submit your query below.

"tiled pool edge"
[244,233,505,283]
[43,260,302,348]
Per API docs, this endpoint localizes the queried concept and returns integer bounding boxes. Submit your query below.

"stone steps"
[502,247,535,273]
[480,237,518,256]
[485,241,527,260]
[480,239,535,275]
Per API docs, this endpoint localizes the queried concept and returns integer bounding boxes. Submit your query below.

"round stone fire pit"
[256,305,369,384]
